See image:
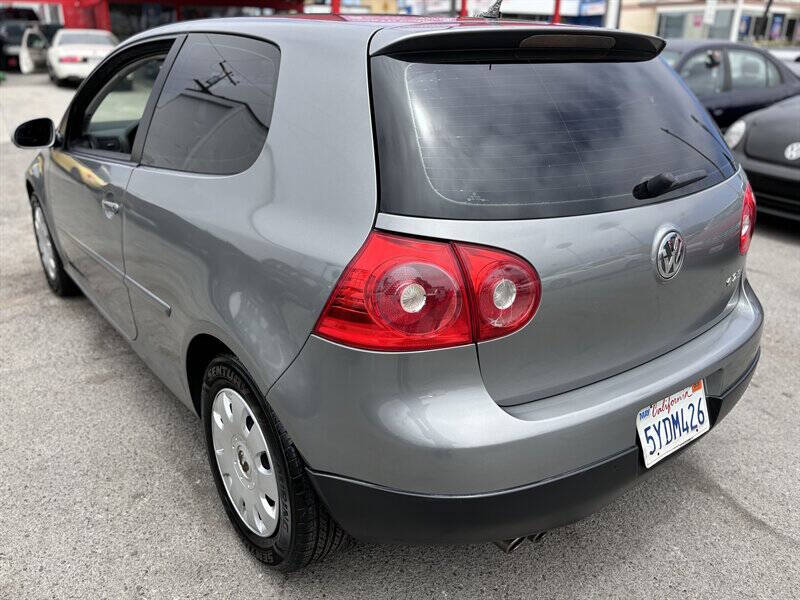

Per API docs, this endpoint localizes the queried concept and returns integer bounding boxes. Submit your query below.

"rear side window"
[142,34,279,175]
[372,55,736,220]
[728,49,781,89]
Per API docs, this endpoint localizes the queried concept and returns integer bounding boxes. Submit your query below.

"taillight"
[740,182,756,255]
[59,56,82,63]
[454,243,541,342]
[314,231,541,351]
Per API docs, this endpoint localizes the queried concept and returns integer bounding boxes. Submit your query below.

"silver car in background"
[14,17,763,571]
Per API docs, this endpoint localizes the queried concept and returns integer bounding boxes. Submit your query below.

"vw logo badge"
[656,231,685,280]
[784,142,800,161]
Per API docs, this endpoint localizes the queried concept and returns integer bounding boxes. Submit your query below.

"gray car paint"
[47,149,137,339]
[121,21,378,404]
[22,18,763,501]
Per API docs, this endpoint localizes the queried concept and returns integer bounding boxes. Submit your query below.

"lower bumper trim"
[308,350,759,544]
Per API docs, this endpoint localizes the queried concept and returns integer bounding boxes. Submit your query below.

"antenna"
[478,0,503,18]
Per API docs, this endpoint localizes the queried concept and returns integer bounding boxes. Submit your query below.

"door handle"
[101,198,120,218]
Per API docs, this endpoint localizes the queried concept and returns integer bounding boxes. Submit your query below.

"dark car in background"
[0,7,38,70]
[724,95,800,221]
[664,40,800,130]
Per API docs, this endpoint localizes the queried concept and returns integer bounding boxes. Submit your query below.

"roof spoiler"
[370,26,666,62]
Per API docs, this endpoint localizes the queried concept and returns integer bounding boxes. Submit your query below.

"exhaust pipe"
[493,537,527,553]
[528,532,547,543]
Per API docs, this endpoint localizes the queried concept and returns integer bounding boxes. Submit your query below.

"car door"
[723,47,793,125]
[19,28,46,73]
[46,38,179,340]
[678,47,728,126]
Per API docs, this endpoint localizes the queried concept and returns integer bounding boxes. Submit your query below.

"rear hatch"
[369,26,745,406]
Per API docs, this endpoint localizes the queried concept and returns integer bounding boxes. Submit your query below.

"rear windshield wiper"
[632,169,708,200]
[690,114,737,171]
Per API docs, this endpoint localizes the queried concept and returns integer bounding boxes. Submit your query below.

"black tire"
[30,196,79,297]
[201,355,351,571]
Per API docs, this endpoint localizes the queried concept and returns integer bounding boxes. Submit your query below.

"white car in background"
[46,28,117,85]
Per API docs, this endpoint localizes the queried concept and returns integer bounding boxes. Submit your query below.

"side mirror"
[12,118,55,149]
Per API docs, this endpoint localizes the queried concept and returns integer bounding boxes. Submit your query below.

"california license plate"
[636,380,710,468]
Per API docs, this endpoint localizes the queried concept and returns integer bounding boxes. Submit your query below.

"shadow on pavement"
[755,212,799,243]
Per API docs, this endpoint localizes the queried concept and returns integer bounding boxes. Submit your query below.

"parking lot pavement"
[1,72,799,599]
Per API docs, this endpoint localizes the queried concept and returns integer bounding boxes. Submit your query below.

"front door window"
[72,57,164,156]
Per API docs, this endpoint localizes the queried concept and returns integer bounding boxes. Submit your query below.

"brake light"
[740,182,756,255]
[454,243,541,342]
[314,231,541,351]
[59,56,82,63]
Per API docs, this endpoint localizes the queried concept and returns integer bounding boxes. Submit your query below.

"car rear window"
[371,55,736,220]
[60,33,115,46]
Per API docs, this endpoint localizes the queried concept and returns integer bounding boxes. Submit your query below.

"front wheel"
[30,197,79,296]
[201,355,350,571]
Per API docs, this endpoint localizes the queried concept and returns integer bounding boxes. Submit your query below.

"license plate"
[636,380,710,468]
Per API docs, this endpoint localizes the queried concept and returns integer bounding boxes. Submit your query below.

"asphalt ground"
[1,72,799,599]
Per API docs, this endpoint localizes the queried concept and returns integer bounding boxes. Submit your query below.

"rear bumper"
[50,61,95,81]
[267,279,763,541]
[308,350,758,544]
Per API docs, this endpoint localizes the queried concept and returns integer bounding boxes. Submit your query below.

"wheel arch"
[185,333,235,417]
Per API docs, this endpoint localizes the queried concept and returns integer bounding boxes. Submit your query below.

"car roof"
[125,15,570,41]
[122,16,664,58]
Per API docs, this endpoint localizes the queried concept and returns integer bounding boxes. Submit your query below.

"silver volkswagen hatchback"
[15,17,763,571]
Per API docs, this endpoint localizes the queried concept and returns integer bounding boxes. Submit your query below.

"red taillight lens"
[59,56,82,63]
[740,182,756,255]
[314,231,541,351]
[454,243,541,342]
[313,232,472,351]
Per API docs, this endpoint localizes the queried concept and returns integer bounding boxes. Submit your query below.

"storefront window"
[708,10,733,38]
[657,13,686,38]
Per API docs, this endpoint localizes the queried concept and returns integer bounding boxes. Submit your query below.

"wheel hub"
[231,435,255,489]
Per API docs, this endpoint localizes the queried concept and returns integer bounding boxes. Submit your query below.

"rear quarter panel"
[121,22,379,407]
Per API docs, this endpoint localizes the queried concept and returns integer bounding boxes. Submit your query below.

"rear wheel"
[30,197,79,296]
[201,355,350,571]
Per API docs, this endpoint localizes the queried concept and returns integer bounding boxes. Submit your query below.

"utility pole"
[605,0,621,29]
[759,0,774,38]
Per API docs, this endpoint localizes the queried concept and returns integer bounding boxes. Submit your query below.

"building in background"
[620,0,799,42]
